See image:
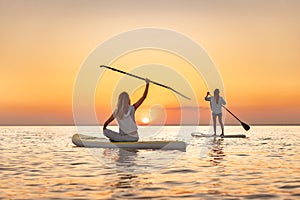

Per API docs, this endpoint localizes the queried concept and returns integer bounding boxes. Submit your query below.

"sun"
[141,117,150,125]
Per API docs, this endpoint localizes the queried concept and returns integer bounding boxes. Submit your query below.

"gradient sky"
[0,0,299,125]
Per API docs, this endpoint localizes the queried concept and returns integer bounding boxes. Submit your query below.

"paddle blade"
[241,121,250,131]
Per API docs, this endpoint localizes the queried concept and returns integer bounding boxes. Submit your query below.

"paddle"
[222,105,250,131]
[207,93,250,131]
[99,65,191,100]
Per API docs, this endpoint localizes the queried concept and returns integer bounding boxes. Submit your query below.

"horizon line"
[0,124,299,126]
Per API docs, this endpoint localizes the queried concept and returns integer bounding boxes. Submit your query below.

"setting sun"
[141,117,150,125]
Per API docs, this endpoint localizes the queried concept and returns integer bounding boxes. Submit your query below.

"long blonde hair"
[115,92,130,119]
[214,88,220,104]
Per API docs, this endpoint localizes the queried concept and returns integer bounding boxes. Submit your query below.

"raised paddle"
[222,105,250,131]
[99,65,191,100]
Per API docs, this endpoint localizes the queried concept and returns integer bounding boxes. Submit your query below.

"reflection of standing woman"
[103,78,150,142]
[205,89,226,136]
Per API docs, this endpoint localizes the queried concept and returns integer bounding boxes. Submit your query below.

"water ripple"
[279,185,300,189]
[243,194,278,199]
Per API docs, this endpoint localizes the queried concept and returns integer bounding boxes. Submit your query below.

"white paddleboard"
[191,132,246,138]
[72,134,186,151]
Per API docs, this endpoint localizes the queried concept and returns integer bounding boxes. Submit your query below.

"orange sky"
[0,0,299,125]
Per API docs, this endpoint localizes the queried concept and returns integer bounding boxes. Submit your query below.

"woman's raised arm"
[133,78,150,110]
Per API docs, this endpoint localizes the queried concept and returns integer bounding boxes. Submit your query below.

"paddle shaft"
[100,65,191,100]
[222,105,242,123]
[223,105,250,131]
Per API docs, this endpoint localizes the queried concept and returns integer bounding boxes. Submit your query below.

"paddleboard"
[191,132,246,138]
[72,134,186,151]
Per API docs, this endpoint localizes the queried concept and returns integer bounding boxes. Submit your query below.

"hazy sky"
[0,0,299,125]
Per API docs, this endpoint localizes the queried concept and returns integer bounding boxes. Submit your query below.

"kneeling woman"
[103,78,150,142]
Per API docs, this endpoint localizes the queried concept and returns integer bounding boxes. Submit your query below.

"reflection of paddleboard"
[191,132,246,138]
[72,134,186,151]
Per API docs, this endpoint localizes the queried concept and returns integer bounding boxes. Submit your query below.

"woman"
[205,89,226,136]
[103,78,150,142]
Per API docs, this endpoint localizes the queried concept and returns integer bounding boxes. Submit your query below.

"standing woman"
[205,89,226,136]
[103,78,150,142]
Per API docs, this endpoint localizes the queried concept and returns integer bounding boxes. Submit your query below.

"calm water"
[0,126,299,199]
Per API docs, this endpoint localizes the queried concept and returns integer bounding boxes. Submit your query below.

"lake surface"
[0,126,299,199]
